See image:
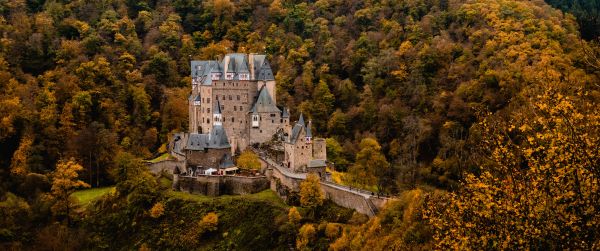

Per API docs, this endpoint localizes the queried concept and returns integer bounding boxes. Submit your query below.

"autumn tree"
[236,150,261,170]
[296,223,316,250]
[427,87,600,249]
[349,138,390,192]
[299,174,324,210]
[198,212,219,233]
[310,79,335,132]
[47,158,90,224]
[288,206,302,226]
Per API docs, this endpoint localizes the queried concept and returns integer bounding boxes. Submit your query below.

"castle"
[172,53,326,175]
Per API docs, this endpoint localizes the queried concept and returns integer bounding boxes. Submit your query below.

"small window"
[229,95,232,100]
[232,117,234,122]
[221,105,224,110]
[207,108,210,113]
[260,130,263,133]
[234,106,237,111]
[240,106,243,111]
[270,114,276,117]
[207,119,210,123]
[280,119,283,123]
[222,95,225,100]
[237,95,240,100]
[272,120,274,123]
[207,98,210,103]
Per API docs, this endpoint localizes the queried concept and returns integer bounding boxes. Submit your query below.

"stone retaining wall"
[173,175,269,196]
[146,159,185,175]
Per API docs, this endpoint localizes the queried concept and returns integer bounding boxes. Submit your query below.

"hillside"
[0,0,598,250]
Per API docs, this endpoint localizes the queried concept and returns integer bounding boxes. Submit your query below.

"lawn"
[148,153,173,163]
[73,186,115,205]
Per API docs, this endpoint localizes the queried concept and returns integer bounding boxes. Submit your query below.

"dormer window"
[211,73,221,80]
[226,73,234,80]
[239,73,249,80]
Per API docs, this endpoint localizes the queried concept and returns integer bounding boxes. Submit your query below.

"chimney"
[249,53,255,80]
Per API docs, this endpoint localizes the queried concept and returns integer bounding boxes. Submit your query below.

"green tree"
[349,138,390,191]
[311,79,335,131]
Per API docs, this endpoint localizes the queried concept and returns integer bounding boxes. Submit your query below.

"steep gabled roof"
[208,125,230,148]
[281,107,290,118]
[289,113,306,144]
[257,59,274,80]
[250,86,281,113]
[191,60,222,85]
[226,57,236,72]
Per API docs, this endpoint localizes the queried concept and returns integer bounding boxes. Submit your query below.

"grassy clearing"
[73,187,115,205]
[148,153,172,163]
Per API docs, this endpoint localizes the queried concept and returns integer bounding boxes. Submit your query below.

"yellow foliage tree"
[427,87,600,249]
[198,212,219,233]
[236,150,261,170]
[296,223,316,250]
[10,135,33,176]
[299,174,324,209]
[288,206,302,225]
[149,202,165,218]
[48,158,90,223]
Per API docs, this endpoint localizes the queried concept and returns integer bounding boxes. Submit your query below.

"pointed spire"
[281,107,290,118]
[214,99,222,114]
[306,120,312,138]
[297,113,305,127]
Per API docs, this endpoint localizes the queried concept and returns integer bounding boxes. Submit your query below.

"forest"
[0,0,598,250]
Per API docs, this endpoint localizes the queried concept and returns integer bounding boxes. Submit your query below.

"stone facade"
[188,53,283,152]
[283,115,327,173]
[175,53,327,177]
[186,148,230,169]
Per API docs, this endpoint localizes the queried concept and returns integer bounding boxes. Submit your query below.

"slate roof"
[190,53,273,84]
[184,125,230,150]
[308,159,326,168]
[257,60,274,80]
[219,153,235,168]
[214,99,222,114]
[194,95,201,102]
[289,113,306,144]
[250,86,281,113]
[281,107,290,118]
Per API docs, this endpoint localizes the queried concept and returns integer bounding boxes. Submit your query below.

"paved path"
[253,148,387,199]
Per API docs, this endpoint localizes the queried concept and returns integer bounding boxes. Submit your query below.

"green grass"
[73,187,115,205]
[167,189,287,208]
[148,153,172,163]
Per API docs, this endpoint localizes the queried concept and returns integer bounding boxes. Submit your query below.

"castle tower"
[213,99,222,126]
[305,120,313,144]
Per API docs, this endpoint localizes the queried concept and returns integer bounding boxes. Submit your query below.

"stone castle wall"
[313,138,327,160]
[257,156,393,217]
[147,159,185,175]
[174,175,269,196]
[186,148,230,168]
